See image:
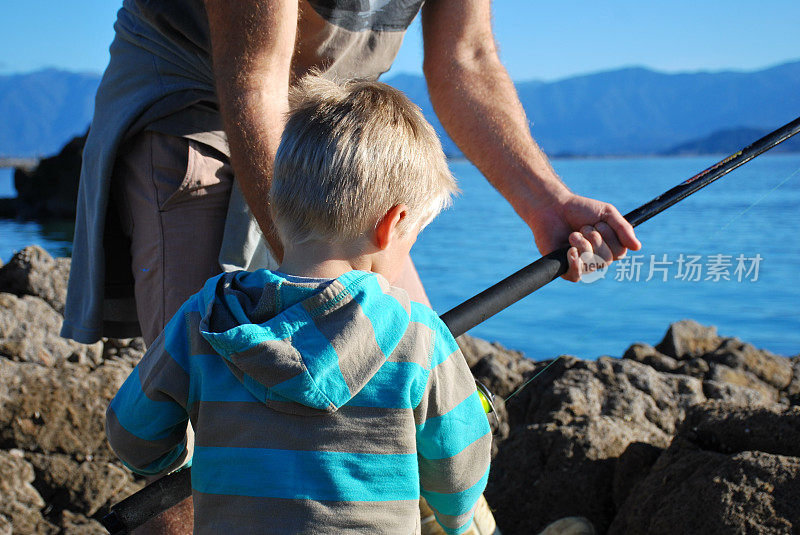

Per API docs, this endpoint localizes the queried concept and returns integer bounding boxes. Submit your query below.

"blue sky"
[1,1,799,81]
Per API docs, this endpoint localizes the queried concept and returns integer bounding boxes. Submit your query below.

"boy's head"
[270,75,457,268]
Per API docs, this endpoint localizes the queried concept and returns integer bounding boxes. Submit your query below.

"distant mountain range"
[661,126,800,156]
[0,69,99,157]
[1,61,799,158]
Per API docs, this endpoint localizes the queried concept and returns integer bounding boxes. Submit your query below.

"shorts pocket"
[159,139,233,211]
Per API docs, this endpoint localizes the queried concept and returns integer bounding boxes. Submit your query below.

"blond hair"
[270,74,457,245]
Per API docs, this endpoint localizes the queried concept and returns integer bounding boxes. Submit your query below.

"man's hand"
[526,193,642,282]
[421,0,640,282]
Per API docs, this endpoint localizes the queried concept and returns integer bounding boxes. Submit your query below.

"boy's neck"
[278,239,375,280]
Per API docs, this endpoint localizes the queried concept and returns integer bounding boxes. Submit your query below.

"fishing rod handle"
[441,246,571,338]
[99,468,191,534]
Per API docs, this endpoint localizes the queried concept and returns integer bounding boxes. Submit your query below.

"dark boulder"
[0,245,70,314]
[610,404,800,534]
[13,134,85,220]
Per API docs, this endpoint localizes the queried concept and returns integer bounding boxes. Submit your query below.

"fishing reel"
[475,380,499,429]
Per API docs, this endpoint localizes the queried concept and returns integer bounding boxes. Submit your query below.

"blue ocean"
[2,154,799,358]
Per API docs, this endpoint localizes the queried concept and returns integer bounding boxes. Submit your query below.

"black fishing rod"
[99,115,800,534]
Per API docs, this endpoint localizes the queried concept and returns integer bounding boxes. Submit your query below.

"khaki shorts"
[109,130,234,345]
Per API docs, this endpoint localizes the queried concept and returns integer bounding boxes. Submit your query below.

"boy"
[106,75,492,534]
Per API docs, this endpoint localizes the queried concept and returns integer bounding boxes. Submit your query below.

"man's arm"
[421,0,640,281]
[205,0,299,261]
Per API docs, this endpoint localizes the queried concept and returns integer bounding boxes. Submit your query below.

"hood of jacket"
[197,269,411,415]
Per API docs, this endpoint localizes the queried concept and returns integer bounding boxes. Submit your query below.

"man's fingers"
[580,225,613,265]
[565,231,593,282]
[595,221,626,260]
[603,205,641,251]
[564,246,581,282]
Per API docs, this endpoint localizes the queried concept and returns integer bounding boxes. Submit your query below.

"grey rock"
[0,246,70,314]
[25,452,144,517]
[706,363,779,403]
[612,442,663,510]
[13,134,85,220]
[673,356,710,378]
[0,451,54,535]
[0,358,134,460]
[0,293,102,368]
[610,404,800,534]
[704,337,793,390]
[786,356,800,405]
[537,517,596,535]
[622,343,679,373]
[655,319,720,360]
[59,510,108,535]
[703,379,775,408]
[487,356,706,534]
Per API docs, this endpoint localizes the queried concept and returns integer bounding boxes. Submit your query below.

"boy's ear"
[374,204,408,250]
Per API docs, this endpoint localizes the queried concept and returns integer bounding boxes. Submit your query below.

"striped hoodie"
[106,269,491,534]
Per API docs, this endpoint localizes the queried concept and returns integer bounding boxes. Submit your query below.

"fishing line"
[713,164,800,234]
[503,355,564,402]
[503,160,800,405]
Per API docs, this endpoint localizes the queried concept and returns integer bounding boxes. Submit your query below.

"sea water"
[1,156,799,358]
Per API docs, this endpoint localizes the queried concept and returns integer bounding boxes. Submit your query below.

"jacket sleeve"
[414,315,492,535]
[105,318,193,476]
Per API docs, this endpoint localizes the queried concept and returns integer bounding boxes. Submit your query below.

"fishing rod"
[98,115,800,534]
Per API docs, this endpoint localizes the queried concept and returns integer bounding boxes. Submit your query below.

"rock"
[610,404,800,534]
[537,517,596,535]
[0,293,102,368]
[13,134,86,220]
[673,357,709,378]
[460,334,536,398]
[704,337,793,390]
[0,451,54,535]
[622,343,679,373]
[0,358,134,460]
[26,452,144,518]
[59,510,108,535]
[0,246,69,314]
[611,442,663,509]
[786,356,800,405]
[679,403,800,457]
[706,363,779,403]
[487,356,706,534]
[703,379,775,408]
[655,319,720,360]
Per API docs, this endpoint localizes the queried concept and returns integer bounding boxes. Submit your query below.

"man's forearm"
[215,86,288,259]
[206,0,298,260]
[424,51,570,222]
[421,0,570,224]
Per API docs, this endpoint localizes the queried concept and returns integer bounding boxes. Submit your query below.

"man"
[62,1,640,532]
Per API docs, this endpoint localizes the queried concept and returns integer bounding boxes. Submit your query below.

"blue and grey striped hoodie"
[106,269,491,534]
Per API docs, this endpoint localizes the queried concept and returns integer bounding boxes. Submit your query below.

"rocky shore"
[1,246,798,534]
